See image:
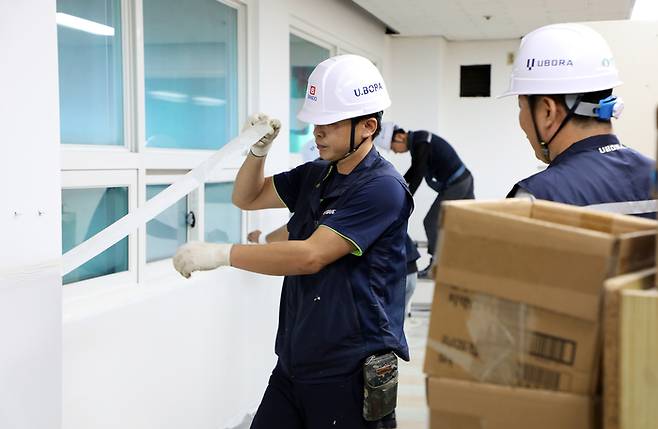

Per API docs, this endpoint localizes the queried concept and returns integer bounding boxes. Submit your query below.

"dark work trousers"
[250,363,381,429]
[424,170,475,258]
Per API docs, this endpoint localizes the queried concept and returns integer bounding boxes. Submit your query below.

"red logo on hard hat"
[309,85,316,96]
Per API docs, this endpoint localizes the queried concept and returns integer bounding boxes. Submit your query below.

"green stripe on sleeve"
[319,225,363,256]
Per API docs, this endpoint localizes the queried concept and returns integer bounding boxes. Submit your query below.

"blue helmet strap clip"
[567,94,622,120]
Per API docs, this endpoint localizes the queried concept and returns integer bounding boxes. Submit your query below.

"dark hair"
[392,127,406,136]
[528,88,614,125]
[353,111,384,138]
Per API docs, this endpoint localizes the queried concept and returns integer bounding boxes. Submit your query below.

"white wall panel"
[0,0,62,428]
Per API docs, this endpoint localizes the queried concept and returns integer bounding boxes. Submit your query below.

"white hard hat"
[373,122,395,150]
[301,138,319,162]
[297,55,391,125]
[500,23,622,97]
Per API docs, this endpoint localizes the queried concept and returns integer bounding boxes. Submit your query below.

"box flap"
[530,200,657,234]
[427,377,593,429]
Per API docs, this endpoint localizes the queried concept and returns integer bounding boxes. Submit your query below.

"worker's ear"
[538,96,562,128]
[361,117,378,139]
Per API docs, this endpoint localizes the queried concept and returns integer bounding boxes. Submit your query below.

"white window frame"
[289,16,382,67]
[287,28,335,169]
[60,0,138,168]
[61,169,138,299]
[60,0,247,289]
[141,173,198,281]
[290,27,336,56]
[134,0,248,170]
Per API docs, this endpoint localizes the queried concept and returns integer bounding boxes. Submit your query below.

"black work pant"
[424,170,475,258]
[250,363,380,429]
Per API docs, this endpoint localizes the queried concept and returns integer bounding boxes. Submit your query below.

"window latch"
[186,211,196,228]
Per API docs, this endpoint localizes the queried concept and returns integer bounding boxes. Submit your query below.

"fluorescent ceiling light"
[149,91,188,103]
[56,12,115,36]
[193,96,226,107]
[631,0,658,20]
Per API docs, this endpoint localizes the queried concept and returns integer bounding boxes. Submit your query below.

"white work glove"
[242,113,281,157]
[172,241,233,279]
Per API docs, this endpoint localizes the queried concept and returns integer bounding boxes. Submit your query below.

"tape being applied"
[61,123,273,276]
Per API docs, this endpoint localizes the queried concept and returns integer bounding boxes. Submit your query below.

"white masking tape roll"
[61,123,272,276]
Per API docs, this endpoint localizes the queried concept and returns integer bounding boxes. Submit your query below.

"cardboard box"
[425,200,656,394]
[426,377,595,429]
[435,199,656,321]
[425,284,599,394]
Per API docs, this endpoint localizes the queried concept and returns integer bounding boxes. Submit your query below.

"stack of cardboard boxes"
[424,199,656,429]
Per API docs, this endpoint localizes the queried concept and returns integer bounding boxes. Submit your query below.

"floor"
[395,277,434,429]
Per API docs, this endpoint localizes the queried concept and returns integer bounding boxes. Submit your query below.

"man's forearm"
[232,152,266,208]
[266,225,289,242]
[230,240,324,276]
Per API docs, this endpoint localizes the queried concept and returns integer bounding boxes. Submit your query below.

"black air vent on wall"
[460,64,491,97]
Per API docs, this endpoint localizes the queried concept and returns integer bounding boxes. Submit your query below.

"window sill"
[62,261,231,324]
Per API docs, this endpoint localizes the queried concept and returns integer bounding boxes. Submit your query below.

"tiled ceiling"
[352,0,636,40]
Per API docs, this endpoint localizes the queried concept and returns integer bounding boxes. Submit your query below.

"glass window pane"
[143,0,238,149]
[146,185,188,262]
[56,0,124,146]
[290,34,330,153]
[205,183,241,243]
[62,187,129,284]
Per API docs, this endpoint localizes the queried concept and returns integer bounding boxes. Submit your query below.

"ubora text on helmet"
[526,58,574,71]
[307,85,318,101]
[353,82,384,97]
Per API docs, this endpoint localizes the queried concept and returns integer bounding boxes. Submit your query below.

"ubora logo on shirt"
[323,209,336,215]
[353,82,384,97]
[307,85,318,101]
[598,143,625,154]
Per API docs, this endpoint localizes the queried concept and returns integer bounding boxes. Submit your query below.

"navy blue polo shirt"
[272,147,412,381]
[508,134,656,218]
[405,130,464,194]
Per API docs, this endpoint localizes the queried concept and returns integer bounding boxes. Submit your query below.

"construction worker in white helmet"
[502,23,656,218]
[173,55,412,428]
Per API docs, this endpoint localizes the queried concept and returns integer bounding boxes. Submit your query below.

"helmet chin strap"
[335,117,368,163]
[529,94,583,163]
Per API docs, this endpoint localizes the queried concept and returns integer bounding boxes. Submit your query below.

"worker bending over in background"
[375,123,474,278]
[174,55,412,429]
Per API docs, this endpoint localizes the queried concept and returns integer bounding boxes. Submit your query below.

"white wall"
[0,0,62,428]
[289,0,387,61]
[385,37,448,241]
[586,20,658,158]
[63,269,280,429]
[439,39,541,200]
